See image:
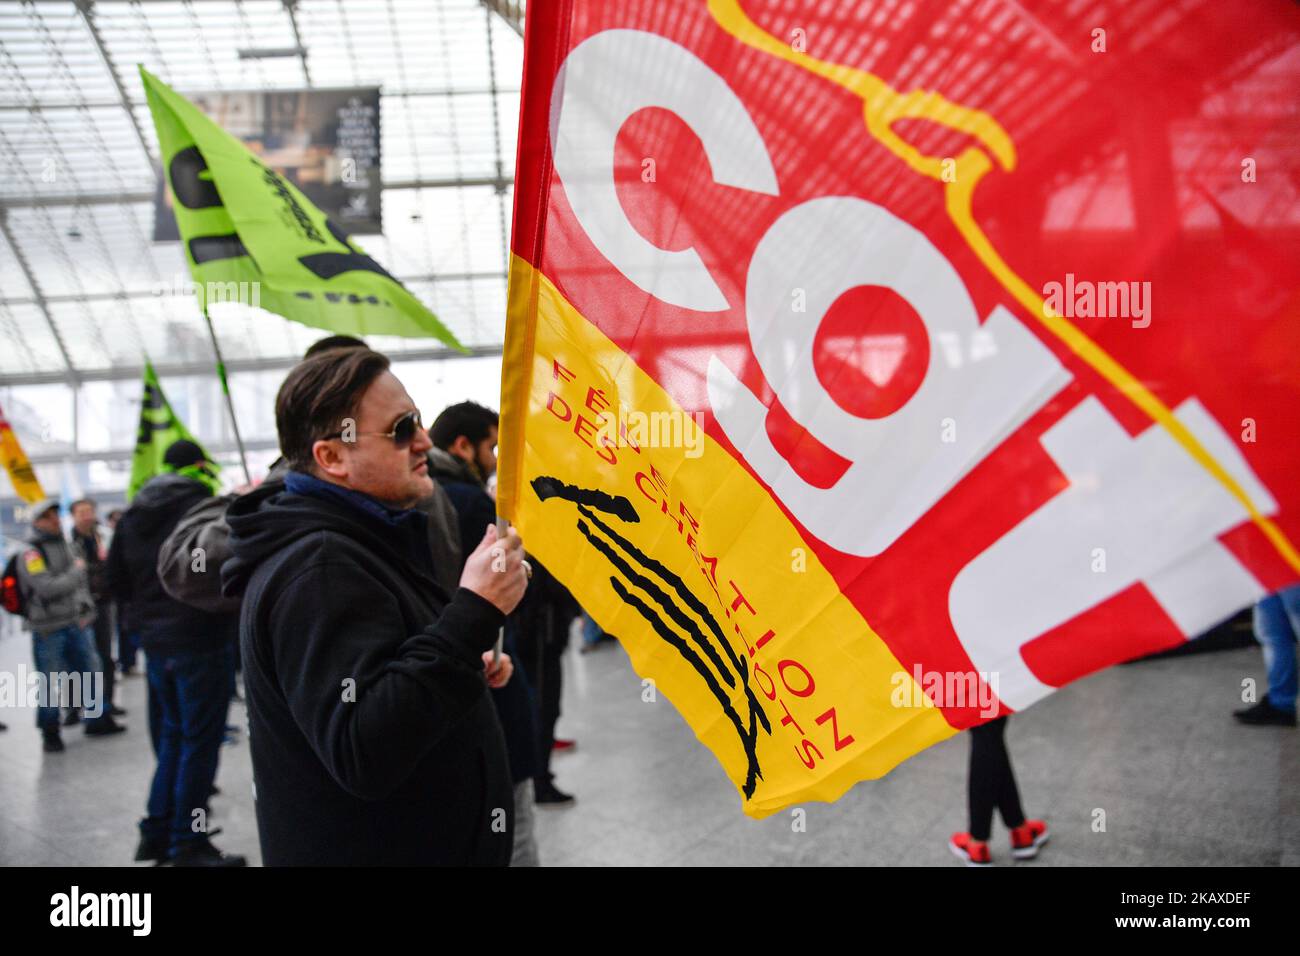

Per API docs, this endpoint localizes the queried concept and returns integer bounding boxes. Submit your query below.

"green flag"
[139,67,464,348]
[129,363,220,501]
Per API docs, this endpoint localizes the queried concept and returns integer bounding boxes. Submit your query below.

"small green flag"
[139,66,464,349]
[129,363,220,501]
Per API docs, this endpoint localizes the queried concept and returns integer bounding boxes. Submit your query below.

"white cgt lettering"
[551,28,778,312]
[950,396,1271,710]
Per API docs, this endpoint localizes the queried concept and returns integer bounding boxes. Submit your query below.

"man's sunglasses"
[326,410,424,448]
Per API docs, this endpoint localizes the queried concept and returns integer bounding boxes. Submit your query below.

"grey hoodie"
[17,527,95,634]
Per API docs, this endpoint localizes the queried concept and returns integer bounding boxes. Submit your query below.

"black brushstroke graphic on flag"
[531,476,772,798]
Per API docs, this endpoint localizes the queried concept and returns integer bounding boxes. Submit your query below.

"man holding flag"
[222,348,526,865]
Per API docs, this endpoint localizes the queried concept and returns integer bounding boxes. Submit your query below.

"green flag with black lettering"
[139,66,463,348]
[128,362,220,501]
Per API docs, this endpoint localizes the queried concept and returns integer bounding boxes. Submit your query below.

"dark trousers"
[535,641,563,780]
[141,642,231,854]
[967,716,1025,841]
[91,601,115,707]
[516,605,567,782]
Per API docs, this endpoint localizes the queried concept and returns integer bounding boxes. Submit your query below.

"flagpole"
[200,306,252,485]
[492,516,507,664]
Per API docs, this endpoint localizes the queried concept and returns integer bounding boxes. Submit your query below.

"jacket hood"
[128,473,212,536]
[221,477,436,599]
[427,447,480,487]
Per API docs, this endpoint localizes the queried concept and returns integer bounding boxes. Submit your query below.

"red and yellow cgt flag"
[498,0,1300,816]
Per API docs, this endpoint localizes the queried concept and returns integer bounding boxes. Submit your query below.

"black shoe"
[42,731,65,753]
[1233,699,1297,726]
[84,716,127,737]
[0,720,8,731]
[534,779,576,807]
[134,833,169,864]
[110,705,127,717]
[169,836,247,867]
[63,709,81,727]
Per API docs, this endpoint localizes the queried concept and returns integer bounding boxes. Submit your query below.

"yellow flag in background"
[0,402,45,504]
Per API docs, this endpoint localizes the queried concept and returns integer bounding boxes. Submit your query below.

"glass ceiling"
[0,0,524,383]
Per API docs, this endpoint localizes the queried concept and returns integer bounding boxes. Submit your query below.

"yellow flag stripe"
[501,255,955,817]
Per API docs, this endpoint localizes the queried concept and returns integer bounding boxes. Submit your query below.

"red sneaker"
[1009,819,1049,859]
[552,738,577,754]
[948,832,992,867]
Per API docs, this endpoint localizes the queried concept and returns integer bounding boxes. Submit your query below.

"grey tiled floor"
[1,620,1295,866]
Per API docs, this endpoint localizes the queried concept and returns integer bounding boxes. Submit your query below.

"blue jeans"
[140,643,232,854]
[31,624,106,731]
[1253,584,1300,713]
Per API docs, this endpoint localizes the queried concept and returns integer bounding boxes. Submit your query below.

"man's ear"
[311,438,349,481]
[449,435,473,460]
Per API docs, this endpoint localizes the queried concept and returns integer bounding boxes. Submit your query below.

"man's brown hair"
[276,348,391,472]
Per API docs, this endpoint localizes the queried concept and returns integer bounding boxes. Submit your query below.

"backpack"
[1,543,44,618]
[156,493,242,615]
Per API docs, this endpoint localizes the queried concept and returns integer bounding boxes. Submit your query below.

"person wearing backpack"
[14,499,126,752]
[107,440,245,867]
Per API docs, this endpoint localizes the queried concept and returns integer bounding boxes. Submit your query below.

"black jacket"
[106,473,233,655]
[221,474,514,866]
[71,529,110,604]
[428,448,541,785]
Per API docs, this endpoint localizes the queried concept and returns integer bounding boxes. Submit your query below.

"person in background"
[17,499,126,752]
[108,440,244,867]
[948,715,1048,866]
[222,349,524,865]
[428,400,545,862]
[1234,584,1299,727]
[70,498,123,718]
[106,507,142,678]
[513,559,581,806]
[427,401,582,809]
